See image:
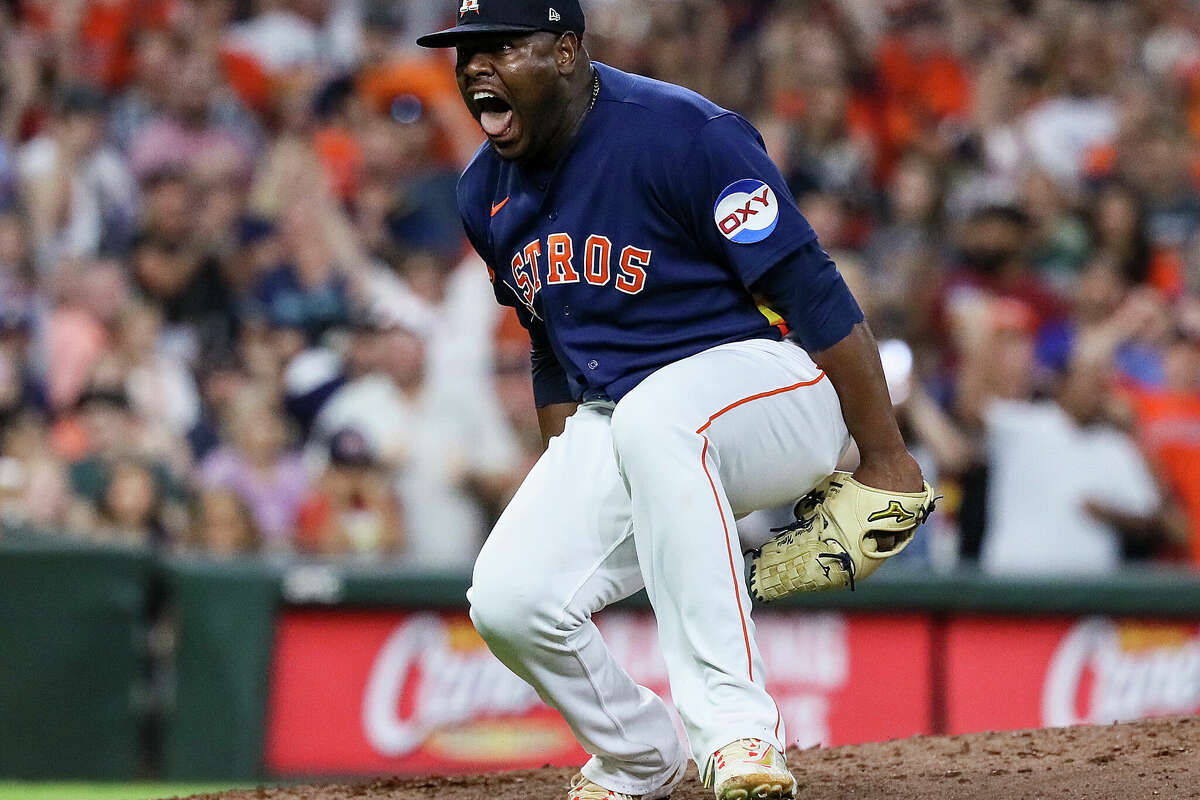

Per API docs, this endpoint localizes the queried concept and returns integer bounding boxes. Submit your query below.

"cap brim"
[416,23,542,48]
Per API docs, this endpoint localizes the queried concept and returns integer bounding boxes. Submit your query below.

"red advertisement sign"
[263,609,932,776]
[945,617,1200,734]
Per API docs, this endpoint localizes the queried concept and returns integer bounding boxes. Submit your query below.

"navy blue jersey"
[458,62,822,403]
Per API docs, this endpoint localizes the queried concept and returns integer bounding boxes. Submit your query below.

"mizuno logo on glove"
[867,501,916,524]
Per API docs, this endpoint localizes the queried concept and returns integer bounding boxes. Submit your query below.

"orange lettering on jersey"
[523,240,543,292]
[546,233,579,284]
[583,235,612,286]
[615,246,650,295]
[511,251,534,304]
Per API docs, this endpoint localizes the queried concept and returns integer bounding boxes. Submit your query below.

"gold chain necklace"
[588,70,600,111]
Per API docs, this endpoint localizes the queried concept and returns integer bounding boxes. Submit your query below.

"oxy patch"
[714,179,779,244]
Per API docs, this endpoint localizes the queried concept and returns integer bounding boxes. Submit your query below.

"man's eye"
[498,42,513,52]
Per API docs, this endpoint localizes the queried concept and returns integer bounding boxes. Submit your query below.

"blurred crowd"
[0,0,1196,575]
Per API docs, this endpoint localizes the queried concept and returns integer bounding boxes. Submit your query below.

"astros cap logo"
[714,179,779,244]
[459,0,480,16]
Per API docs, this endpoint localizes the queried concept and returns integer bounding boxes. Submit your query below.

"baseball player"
[418,3,935,799]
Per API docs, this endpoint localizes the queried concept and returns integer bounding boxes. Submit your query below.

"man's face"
[456,32,564,161]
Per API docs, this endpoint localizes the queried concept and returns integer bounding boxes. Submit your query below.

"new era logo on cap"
[549,7,561,21]
[460,0,480,14]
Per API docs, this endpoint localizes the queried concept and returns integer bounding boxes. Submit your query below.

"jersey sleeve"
[670,113,818,287]
[750,240,863,353]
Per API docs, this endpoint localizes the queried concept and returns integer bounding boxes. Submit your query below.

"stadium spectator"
[114,301,202,441]
[61,387,188,545]
[307,316,405,465]
[958,297,1165,574]
[127,49,257,182]
[92,456,167,547]
[355,5,480,168]
[188,487,262,558]
[43,258,128,411]
[1021,15,1119,190]
[129,227,238,367]
[295,427,403,557]
[108,27,184,153]
[0,411,71,528]
[874,1,972,176]
[0,212,37,325]
[381,324,519,567]
[1120,303,1200,565]
[935,204,1067,361]
[1088,182,1154,288]
[224,0,360,76]
[198,383,310,552]
[0,0,1195,575]
[862,153,944,332]
[17,85,137,269]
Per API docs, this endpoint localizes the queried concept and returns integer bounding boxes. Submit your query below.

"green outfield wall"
[0,533,152,779]
[5,530,1200,780]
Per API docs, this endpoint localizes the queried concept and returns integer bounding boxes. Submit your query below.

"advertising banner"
[264,609,932,775]
[945,617,1200,734]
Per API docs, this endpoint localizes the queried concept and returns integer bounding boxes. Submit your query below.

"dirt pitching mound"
[180,716,1199,800]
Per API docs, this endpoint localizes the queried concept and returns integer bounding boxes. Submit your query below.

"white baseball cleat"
[567,762,687,800]
[702,738,796,800]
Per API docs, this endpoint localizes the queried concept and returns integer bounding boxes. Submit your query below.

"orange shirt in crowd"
[770,89,878,142]
[313,127,364,200]
[1127,388,1200,566]
[23,0,176,88]
[358,55,479,167]
[876,36,971,123]
[874,35,971,175]
[220,49,273,113]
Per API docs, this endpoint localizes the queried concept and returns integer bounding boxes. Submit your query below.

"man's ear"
[555,32,580,76]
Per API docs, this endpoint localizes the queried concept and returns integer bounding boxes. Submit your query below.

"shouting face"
[456,32,576,162]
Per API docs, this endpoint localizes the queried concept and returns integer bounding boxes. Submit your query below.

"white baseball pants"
[468,338,849,795]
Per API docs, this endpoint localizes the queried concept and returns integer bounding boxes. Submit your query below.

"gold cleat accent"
[703,739,796,800]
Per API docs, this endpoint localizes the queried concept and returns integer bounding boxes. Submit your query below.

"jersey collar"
[503,63,613,201]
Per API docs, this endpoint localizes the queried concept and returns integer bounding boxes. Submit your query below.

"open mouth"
[472,92,515,140]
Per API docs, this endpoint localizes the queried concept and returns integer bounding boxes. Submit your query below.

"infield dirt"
[179,715,1198,799]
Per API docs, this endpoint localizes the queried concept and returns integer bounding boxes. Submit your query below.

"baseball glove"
[748,472,938,601]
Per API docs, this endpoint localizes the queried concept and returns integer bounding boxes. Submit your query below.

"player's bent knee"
[468,583,530,648]
[468,573,561,649]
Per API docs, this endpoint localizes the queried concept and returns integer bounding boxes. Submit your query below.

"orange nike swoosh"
[490,197,510,217]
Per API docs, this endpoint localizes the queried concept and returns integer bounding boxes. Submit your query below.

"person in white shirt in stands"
[1021,19,1119,191]
[957,296,1162,574]
[310,315,520,568]
[18,86,137,271]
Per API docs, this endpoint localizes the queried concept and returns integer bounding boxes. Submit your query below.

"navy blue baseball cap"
[416,0,585,48]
